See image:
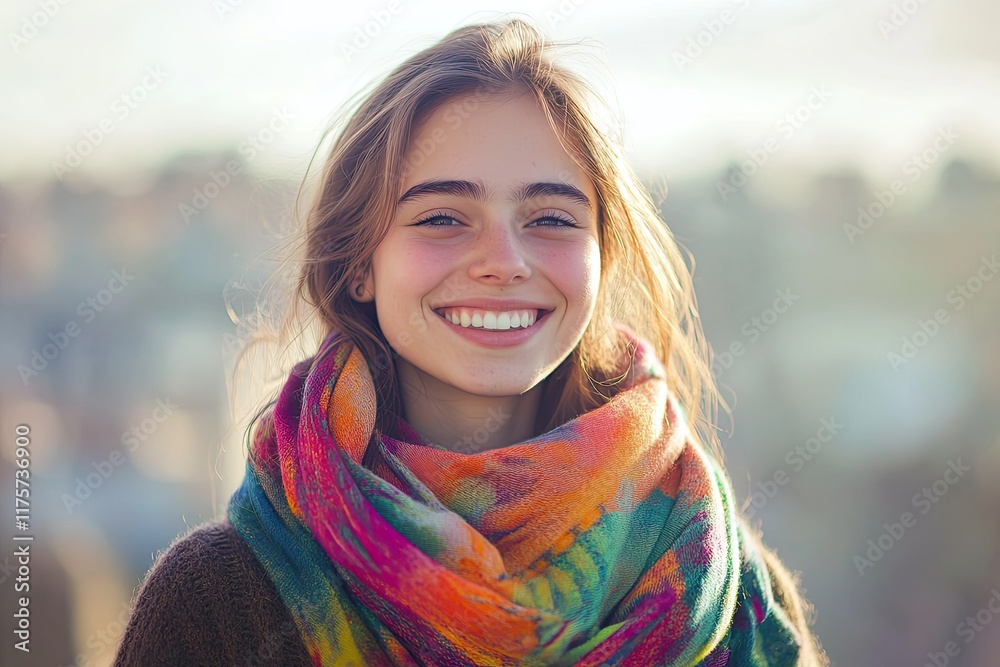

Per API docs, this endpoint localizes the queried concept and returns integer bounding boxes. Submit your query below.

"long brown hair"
[229,17,828,665]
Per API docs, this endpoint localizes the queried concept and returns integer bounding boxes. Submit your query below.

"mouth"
[432,306,552,331]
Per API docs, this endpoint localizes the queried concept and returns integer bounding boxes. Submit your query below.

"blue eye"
[529,214,581,228]
[413,213,580,227]
[413,214,462,227]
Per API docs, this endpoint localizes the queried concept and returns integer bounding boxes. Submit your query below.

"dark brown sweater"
[115,519,827,666]
[113,519,313,666]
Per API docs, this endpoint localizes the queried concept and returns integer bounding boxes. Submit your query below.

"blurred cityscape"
[1,147,999,666]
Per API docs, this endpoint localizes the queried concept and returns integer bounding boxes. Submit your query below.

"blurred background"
[2,0,999,665]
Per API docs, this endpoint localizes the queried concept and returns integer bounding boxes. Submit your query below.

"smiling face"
[356,89,601,399]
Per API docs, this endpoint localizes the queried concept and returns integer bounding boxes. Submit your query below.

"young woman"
[115,18,828,666]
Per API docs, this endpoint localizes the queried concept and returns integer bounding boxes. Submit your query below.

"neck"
[394,360,546,454]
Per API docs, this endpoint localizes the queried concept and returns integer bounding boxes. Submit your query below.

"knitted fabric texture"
[226,324,804,666]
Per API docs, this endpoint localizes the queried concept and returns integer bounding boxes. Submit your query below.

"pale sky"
[2,0,999,187]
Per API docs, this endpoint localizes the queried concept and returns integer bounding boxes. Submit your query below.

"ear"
[349,271,375,303]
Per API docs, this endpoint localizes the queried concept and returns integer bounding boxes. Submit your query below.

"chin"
[452,379,535,397]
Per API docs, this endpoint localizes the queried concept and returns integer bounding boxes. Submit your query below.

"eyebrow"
[397,178,593,212]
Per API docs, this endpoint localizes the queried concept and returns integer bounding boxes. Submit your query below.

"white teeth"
[441,308,540,330]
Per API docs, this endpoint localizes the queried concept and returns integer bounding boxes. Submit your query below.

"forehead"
[401,91,595,199]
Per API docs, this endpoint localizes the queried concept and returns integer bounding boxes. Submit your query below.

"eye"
[413,211,580,227]
[527,213,581,228]
[413,212,462,227]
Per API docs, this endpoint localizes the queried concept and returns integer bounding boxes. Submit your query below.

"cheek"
[371,240,452,323]
[550,240,601,307]
[373,239,443,293]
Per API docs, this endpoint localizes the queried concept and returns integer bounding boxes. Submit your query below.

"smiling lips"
[438,307,543,330]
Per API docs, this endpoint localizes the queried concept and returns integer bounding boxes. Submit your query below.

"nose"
[468,219,533,285]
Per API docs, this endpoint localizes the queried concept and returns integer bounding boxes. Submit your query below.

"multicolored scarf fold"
[227,324,805,666]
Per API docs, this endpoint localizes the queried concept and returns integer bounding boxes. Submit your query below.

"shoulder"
[113,519,311,667]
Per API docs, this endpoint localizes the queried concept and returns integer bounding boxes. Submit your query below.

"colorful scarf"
[227,324,805,666]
